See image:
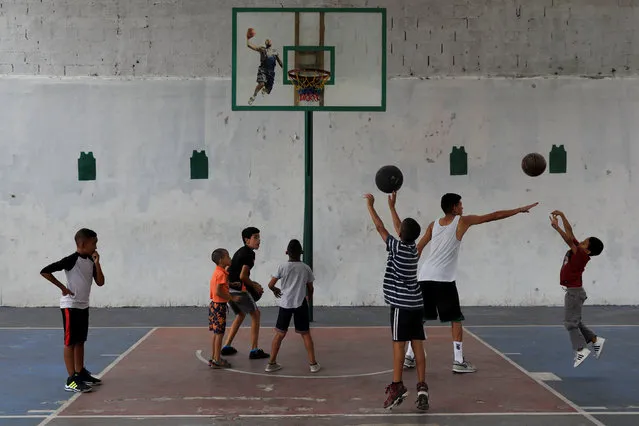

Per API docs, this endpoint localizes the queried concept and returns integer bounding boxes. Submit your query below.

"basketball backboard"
[232,8,386,112]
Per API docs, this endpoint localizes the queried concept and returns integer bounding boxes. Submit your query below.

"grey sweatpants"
[564,287,596,351]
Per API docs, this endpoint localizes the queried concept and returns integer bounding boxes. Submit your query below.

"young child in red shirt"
[550,210,605,368]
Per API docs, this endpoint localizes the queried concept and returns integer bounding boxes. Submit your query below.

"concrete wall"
[1,0,638,306]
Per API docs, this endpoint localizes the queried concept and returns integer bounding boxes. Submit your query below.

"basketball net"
[288,68,331,105]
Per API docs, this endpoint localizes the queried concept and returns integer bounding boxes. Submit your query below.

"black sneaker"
[221,346,237,356]
[78,368,102,386]
[65,375,93,393]
[249,348,270,359]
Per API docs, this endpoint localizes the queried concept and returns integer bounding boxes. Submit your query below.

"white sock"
[453,341,463,363]
[406,342,414,359]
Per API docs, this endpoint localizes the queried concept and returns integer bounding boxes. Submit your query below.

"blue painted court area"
[469,325,639,412]
[0,327,151,421]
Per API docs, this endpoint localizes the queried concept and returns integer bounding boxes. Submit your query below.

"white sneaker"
[453,359,477,373]
[574,347,591,368]
[265,362,282,372]
[310,362,321,373]
[404,356,416,369]
[593,337,606,359]
[248,96,255,105]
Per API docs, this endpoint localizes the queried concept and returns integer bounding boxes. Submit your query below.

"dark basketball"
[521,153,547,177]
[375,165,404,193]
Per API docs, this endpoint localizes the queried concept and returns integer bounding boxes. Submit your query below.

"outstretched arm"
[416,221,434,257]
[388,192,402,236]
[462,202,539,227]
[364,193,390,242]
[550,214,577,253]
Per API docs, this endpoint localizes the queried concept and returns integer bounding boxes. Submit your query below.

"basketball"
[247,27,256,39]
[375,165,404,194]
[521,153,547,177]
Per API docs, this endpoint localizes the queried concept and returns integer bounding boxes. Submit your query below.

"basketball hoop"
[288,68,331,103]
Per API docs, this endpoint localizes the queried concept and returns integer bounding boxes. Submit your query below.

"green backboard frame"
[231,7,387,112]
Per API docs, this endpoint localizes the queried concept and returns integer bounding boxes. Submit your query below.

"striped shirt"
[383,235,423,310]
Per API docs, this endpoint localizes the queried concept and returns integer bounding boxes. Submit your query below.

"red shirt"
[560,239,590,288]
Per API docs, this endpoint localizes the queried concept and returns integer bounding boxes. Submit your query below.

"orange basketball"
[247,28,256,39]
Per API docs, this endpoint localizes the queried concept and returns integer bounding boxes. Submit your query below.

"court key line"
[37,327,158,426]
[465,328,606,426]
[195,349,393,379]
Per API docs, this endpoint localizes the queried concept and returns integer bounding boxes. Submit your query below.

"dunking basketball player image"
[246,28,283,106]
[392,192,538,373]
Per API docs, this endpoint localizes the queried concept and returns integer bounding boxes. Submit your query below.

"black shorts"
[275,299,310,334]
[421,281,465,323]
[390,306,425,342]
[61,308,89,346]
[257,69,275,92]
[228,291,258,315]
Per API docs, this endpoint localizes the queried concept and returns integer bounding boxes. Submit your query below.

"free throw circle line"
[195,350,392,379]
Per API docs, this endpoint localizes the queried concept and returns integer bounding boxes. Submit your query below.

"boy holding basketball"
[221,227,270,360]
[208,248,242,369]
[364,193,429,411]
[550,210,605,367]
[40,228,105,393]
[264,239,320,373]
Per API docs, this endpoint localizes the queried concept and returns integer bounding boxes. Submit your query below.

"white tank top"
[418,215,462,282]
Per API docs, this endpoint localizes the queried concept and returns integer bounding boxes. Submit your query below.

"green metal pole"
[303,111,314,322]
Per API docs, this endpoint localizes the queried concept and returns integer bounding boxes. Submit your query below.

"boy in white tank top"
[393,192,538,373]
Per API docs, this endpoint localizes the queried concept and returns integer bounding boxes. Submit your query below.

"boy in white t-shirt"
[264,239,320,373]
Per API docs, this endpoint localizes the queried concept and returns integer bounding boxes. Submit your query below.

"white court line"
[37,327,158,426]
[583,407,608,410]
[195,350,392,379]
[503,352,522,355]
[465,328,606,426]
[0,415,48,418]
[28,410,55,414]
[51,412,639,419]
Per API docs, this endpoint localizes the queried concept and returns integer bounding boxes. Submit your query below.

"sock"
[406,342,415,359]
[453,341,463,363]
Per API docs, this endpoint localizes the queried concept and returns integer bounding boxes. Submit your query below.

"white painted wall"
[1,76,637,307]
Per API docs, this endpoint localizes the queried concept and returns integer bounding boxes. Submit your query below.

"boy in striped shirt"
[364,192,429,411]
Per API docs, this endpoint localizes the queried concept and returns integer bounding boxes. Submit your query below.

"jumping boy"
[264,239,320,373]
[550,210,605,367]
[221,227,270,359]
[208,248,242,369]
[365,192,429,411]
[40,228,105,393]
[400,193,538,373]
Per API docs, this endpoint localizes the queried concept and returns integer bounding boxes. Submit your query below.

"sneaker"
[383,382,408,410]
[248,96,255,105]
[65,375,93,393]
[310,362,321,373]
[416,382,429,411]
[209,358,232,369]
[78,368,102,386]
[593,337,606,359]
[453,359,477,373]
[249,348,270,359]
[574,347,591,368]
[403,356,416,369]
[221,346,237,356]
[265,362,282,372]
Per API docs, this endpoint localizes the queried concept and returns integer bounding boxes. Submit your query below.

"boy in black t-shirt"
[221,227,270,359]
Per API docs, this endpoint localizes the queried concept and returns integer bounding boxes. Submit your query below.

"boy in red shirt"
[550,210,605,368]
[209,248,241,369]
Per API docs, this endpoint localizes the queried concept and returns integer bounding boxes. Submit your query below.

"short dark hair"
[588,237,604,256]
[399,218,421,244]
[241,227,260,244]
[287,239,303,258]
[211,248,228,265]
[441,193,462,214]
[75,228,97,243]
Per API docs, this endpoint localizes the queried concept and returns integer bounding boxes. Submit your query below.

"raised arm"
[246,39,262,52]
[550,214,577,253]
[416,221,434,257]
[388,192,402,236]
[364,193,389,242]
[462,202,539,226]
[552,210,575,240]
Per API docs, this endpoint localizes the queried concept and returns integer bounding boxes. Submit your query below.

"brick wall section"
[0,0,637,77]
